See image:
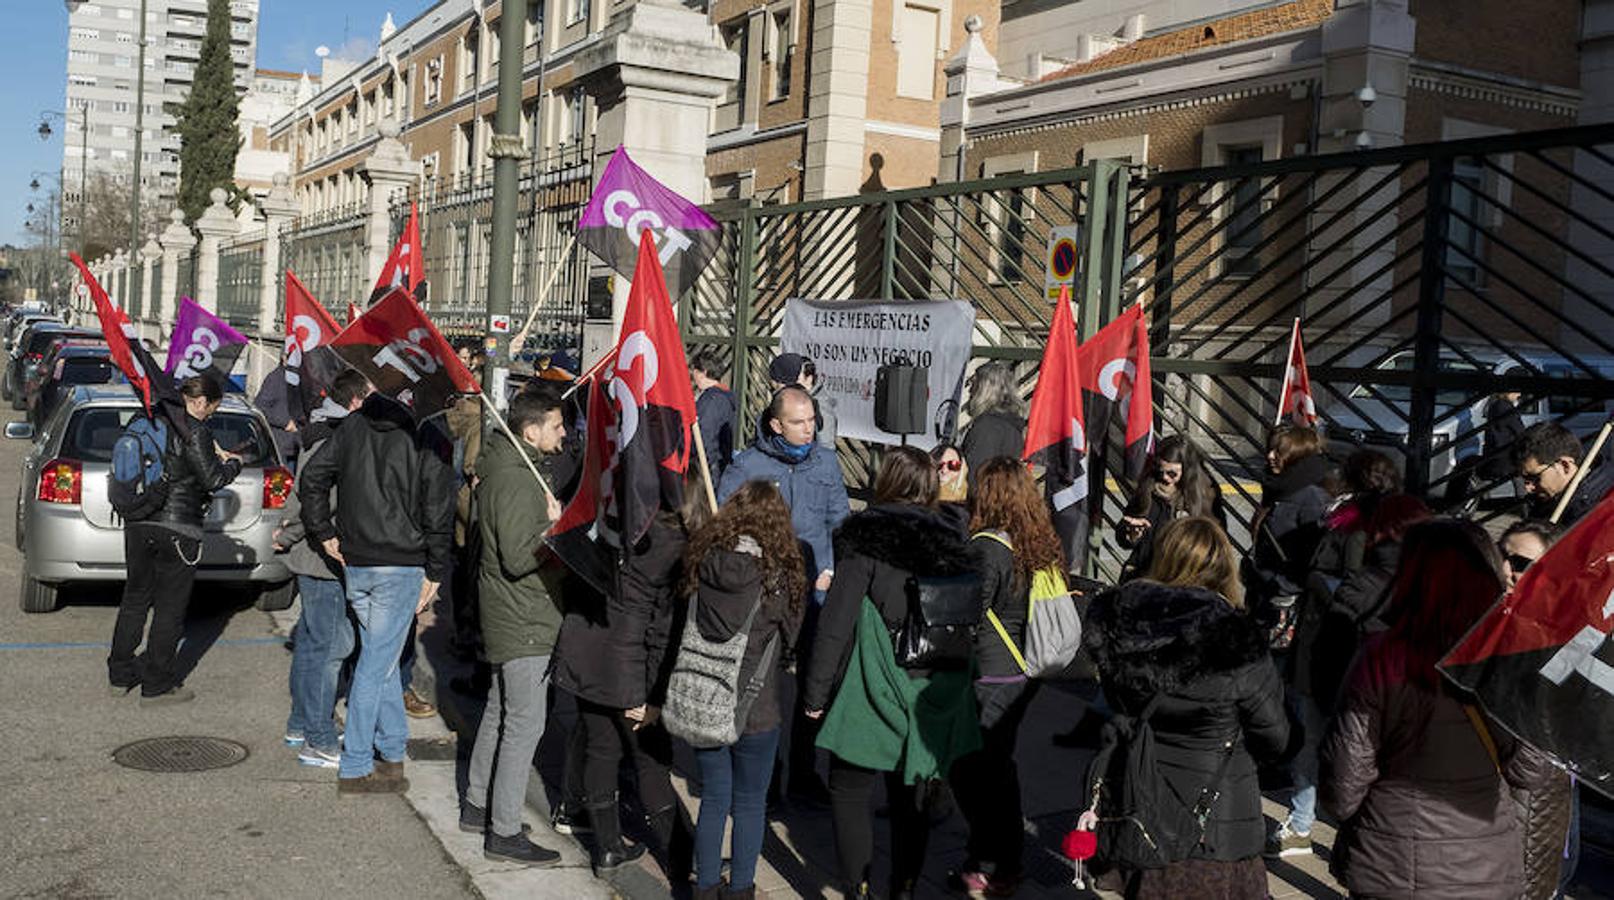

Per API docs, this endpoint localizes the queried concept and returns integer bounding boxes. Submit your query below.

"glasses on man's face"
[1499,545,1537,574]
[937,459,962,472]
[1520,466,1548,486]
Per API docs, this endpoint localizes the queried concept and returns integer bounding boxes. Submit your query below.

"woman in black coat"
[959,362,1026,478]
[1086,518,1290,899]
[803,447,979,900]
[1246,425,1332,635]
[1117,435,1224,581]
[551,506,694,878]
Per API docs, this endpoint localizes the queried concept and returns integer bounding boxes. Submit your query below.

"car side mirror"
[5,422,35,441]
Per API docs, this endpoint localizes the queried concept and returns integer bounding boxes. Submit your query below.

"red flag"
[545,372,617,595]
[284,271,347,420]
[69,252,159,413]
[372,202,425,301]
[1023,286,1089,570]
[1276,317,1318,426]
[1078,303,1155,477]
[329,287,479,418]
[1442,493,1614,795]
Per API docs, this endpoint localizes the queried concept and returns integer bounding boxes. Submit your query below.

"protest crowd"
[45,163,1613,900]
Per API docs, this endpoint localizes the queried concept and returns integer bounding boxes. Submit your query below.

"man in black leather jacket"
[298,391,456,794]
[108,375,243,705]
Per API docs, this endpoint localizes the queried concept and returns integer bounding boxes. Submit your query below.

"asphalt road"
[0,409,478,900]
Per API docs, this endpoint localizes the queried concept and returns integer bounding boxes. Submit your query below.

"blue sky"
[1,0,419,247]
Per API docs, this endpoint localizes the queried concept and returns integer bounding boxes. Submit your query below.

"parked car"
[20,337,107,415]
[1323,349,1614,481]
[5,322,97,409]
[28,345,121,428]
[8,385,294,613]
[4,313,59,354]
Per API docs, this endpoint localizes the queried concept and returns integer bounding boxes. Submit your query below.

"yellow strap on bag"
[974,531,1029,674]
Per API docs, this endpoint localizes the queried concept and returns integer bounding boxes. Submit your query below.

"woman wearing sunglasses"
[930,442,969,504]
[1498,519,1559,589]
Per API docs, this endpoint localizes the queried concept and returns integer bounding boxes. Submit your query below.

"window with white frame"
[526,2,544,47]
[425,57,443,106]
[569,0,590,27]
[1201,117,1284,279]
[765,3,793,101]
[461,29,478,91]
[567,87,586,145]
[896,3,940,100]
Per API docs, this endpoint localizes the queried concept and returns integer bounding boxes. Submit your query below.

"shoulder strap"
[971,530,1012,550]
[986,609,1028,673]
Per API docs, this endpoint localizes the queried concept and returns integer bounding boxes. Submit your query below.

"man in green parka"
[459,387,569,866]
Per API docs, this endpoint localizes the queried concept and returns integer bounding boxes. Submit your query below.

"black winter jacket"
[1480,396,1526,481]
[960,410,1026,478]
[552,512,687,709]
[154,408,242,531]
[692,540,805,734]
[1249,453,1332,600]
[1536,458,1614,527]
[1085,581,1291,863]
[298,393,456,583]
[803,504,975,711]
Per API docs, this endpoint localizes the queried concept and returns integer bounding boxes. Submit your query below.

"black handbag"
[892,572,983,670]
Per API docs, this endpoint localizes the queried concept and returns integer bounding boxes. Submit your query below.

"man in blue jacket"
[718,385,849,804]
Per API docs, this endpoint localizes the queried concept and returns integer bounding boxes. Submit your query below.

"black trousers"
[828,755,930,891]
[786,602,825,789]
[577,697,680,814]
[108,524,200,696]
[950,682,1039,877]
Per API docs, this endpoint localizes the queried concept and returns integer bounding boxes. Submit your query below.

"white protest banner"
[782,299,975,450]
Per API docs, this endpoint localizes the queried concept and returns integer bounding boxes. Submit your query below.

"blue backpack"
[109,415,171,522]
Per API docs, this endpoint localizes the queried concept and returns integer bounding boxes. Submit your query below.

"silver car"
[9,385,293,613]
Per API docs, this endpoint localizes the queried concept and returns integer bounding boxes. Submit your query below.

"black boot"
[484,830,562,867]
[721,885,756,900]
[694,883,725,900]
[646,803,696,884]
[587,800,647,875]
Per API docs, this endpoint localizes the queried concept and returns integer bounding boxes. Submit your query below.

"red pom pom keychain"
[1063,807,1099,888]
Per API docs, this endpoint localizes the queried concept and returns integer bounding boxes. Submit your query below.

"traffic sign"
[1044,225,1080,301]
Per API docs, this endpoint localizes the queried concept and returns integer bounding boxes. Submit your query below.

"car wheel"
[20,573,60,613]
[254,580,296,612]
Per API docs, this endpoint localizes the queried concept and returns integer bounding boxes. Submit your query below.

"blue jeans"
[1284,690,1324,834]
[286,575,354,752]
[694,728,780,891]
[340,566,423,778]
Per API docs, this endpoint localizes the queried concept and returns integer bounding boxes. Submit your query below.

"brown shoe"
[338,772,410,795]
[376,759,405,781]
[403,688,436,719]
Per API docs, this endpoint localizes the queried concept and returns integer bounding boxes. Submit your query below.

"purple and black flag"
[577,146,721,299]
[164,297,249,386]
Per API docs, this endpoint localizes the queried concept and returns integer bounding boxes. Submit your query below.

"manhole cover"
[112,736,249,773]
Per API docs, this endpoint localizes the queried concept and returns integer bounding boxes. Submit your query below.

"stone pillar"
[140,236,160,324]
[194,187,240,315]
[358,119,418,288]
[572,0,738,359]
[938,17,1002,186]
[1307,0,1415,331]
[258,173,300,335]
[110,252,127,309]
[158,209,196,327]
[804,0,873,199]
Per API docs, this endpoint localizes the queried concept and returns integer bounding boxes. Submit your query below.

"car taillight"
[263,466,293,510]
[26,352,42,363]
[37,458,82,505]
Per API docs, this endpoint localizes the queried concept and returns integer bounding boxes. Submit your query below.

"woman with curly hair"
[684,481,807,900]
[950,457,1067,896]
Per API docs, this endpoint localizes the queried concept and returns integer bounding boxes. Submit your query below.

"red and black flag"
[370,202,426,304]
[577,146,722,299]
[69,252,173,415]
[255,271,350,426]
[1077,303,1155,481]
[1024,286,1090,572]
[1441,494,1614,797]
[547,231,698,588]
[330,287,479,419]
[1276,317,1318,427]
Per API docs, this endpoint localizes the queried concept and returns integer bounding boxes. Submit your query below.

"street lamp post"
[484,0,528,403]
[130,0,149,265]
[38,108,88,254]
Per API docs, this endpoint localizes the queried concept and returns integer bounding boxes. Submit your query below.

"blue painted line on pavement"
[0,636,285,651]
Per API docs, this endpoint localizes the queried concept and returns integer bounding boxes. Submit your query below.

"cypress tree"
[172,0,241,223]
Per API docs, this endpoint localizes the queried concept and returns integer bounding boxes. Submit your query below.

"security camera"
[1356,84,1376,108]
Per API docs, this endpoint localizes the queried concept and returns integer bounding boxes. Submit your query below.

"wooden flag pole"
[691,421,719,513]
[1549,419,1613,524]
[509,231,579,355]
[1275,317,1299,427]
[562,348,618,400]
[477,391,558,505]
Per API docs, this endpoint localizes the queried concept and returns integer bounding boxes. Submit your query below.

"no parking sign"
[1044,225,1080,300]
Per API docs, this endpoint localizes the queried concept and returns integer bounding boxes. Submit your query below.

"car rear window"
[61,407,277,467]
[27,330,93,356]
[58,358,118,386]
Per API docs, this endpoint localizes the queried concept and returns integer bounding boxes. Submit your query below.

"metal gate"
[688,123,1614,576]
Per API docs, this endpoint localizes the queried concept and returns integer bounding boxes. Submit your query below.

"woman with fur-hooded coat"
[1085,577,1291,898]
[803,447,981,900]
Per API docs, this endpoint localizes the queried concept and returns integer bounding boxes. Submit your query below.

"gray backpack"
[663,547,781,748]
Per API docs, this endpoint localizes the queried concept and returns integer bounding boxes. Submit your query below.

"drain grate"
[112,736,250,773]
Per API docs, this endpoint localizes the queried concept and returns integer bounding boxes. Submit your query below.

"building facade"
[61,0,260,234]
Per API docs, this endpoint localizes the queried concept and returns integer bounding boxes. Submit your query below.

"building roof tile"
[1038,0,1334,83]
